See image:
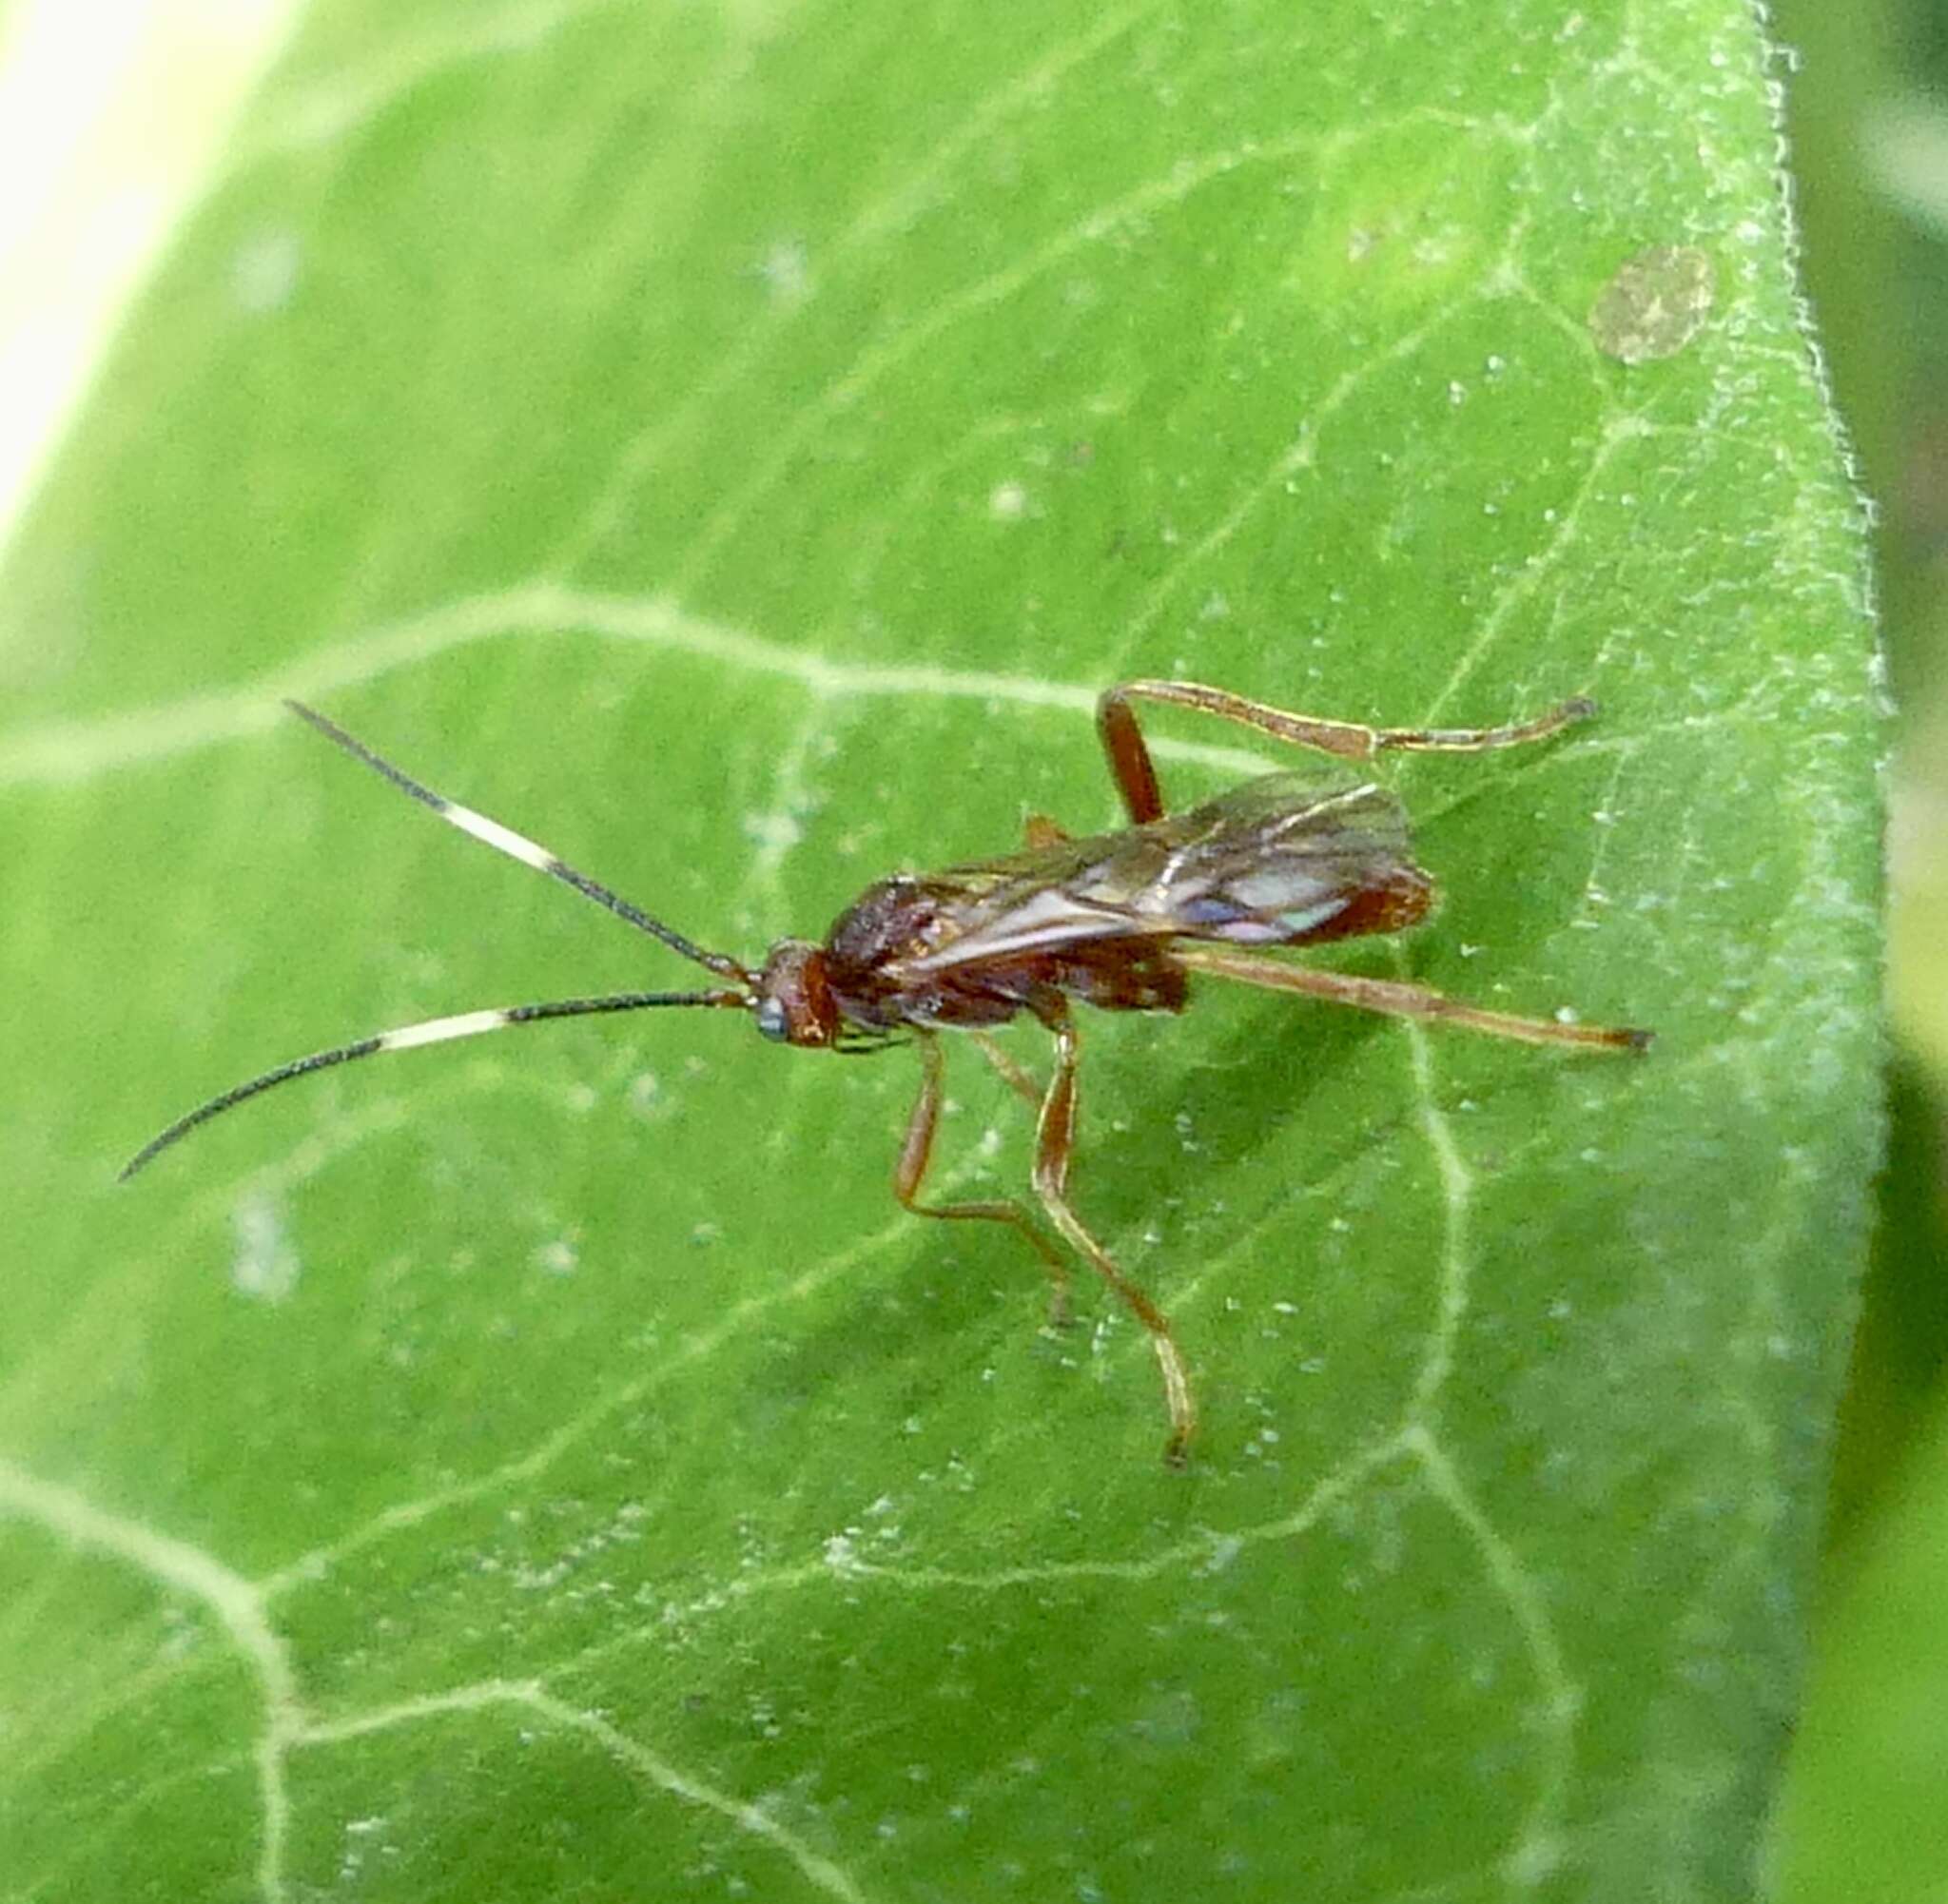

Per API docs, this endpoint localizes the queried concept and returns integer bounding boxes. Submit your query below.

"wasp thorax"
[754,938,842,1047]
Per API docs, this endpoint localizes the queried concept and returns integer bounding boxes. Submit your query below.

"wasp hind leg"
[1096,679,1597,824]
[1173,945,1651,1052]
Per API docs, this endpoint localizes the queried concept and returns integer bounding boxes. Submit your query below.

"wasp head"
[752,938,843,1047]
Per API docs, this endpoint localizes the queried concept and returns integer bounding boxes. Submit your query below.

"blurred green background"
[1767,0,1948,1896]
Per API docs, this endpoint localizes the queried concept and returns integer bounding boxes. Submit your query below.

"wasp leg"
[969,1030,1042,1110]
[1023,812,1069,848]
[1015,1002,1197,1467]
[1174,945,1652,1051]
[896,1032,1073,1327]
[1097,679,1597,824]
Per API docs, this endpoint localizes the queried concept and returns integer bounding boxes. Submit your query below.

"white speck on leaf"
[744,808,803,855]
[756,238,811,304]
[231,1194,299,1302]
[533,1237,577,1276]
[231,230,301,313]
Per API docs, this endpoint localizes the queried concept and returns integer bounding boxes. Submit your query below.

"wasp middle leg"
[1096,679,1597,824]
[981,1001,1197,1467]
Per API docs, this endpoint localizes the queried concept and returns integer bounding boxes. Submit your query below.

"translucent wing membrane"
[900,770,1418,974]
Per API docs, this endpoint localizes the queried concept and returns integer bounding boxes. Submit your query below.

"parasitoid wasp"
[123,681,1650,1464]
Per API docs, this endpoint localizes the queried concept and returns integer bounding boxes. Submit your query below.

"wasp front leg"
[895,1032,1072,1326]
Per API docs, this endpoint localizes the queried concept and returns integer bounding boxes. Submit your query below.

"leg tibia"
[1174,946,1652,1051]
[1096,678,1597,824]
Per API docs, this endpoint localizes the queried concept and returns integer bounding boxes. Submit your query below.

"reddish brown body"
[814,779,1431,1032]
[756,764,1436,1047]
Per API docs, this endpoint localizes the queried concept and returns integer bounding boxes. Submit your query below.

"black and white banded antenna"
[119,702,757,1181]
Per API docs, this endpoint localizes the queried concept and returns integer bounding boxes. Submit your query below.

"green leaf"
[0,2,1878,1899]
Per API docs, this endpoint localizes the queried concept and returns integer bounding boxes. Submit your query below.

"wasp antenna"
[119,987,750,1181]
[284,701,753,983]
